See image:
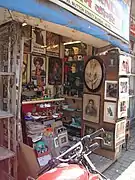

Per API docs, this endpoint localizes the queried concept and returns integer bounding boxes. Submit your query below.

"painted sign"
[49,0,131,41]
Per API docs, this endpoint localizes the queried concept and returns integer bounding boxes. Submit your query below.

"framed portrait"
[31,55,46,86]
[115,119,126,148]
[119,78,129,98]
[104,101,116,123]
[84,56,104,92]
[46,31,60,57]
[106,50,118,73]
[58,132,69,147]
[48,57,62,85]
[119,55,131,75]
[101,131,114,150]
[118,99,128,118]
[105,81,118,101]
[83,93,100,123]
[83,123,95,136]
[31,27,46,54]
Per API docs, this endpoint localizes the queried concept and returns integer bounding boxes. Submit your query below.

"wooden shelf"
[63,95,82,100]
[0,111,14,119]
[0,146,15,161]
[22,98,65,105]
[0,72,15,76]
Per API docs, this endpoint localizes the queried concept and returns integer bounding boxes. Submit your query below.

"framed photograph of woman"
[31,55,46,87]
[104,101,116,123]
[118,99,128,118]
[119,78,129,99]
[101,131,114,150]
[48,57,62,85]
[105,81,118,101]
[31,27,46,54]
[119,55,131,75]
[83,93,100,123]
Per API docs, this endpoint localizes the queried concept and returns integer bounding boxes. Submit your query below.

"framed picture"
[54,137,59,148]
[106,50,118,73]
[22,54,30,85]
[48,57,62,85]
[104,101,116,123]
[101,131,114,150]
[105,81,118,101]
[119,55,131,75]
[46,31,60,57]
[83,93,100,123]
[83,123,95,136]
[118,99,128,118]
[115,119,126,148]
[31,27,46,54]
[119,78,129,98]
[84,56,104,92]
[31,55,46,86]
[58,132,69,147]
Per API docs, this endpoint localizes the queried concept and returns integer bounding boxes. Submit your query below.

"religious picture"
[118,99,128,118]
[119,78,129,98]
[83,94,100,123]
[48,57,62,85]
[31,27,46,54]
[119,55,131,75]
[31,55,46,88]
[105,81,118,101]
[104,102,116,123]
[102,131,114,150]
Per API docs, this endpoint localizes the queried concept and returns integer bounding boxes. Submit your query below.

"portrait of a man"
[85,99,97,117]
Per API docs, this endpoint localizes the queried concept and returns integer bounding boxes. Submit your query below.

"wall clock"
[84,56,104,92]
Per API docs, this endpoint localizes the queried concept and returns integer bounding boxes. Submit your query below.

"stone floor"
[103,124,135,180]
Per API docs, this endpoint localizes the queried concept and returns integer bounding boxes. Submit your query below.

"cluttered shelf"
[62,95,82,101]
[22,98,65,105]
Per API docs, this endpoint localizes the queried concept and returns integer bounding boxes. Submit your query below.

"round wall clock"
[84,56,104,92]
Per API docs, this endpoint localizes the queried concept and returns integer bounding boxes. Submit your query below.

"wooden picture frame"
[105,80,118,101]
[103,101,116,123]
[84,56,104,92]
[119,55,131,75]
[119,77,129,99]
[31,27,46,54]
[31,55,46,86]
[46,31,60,57]
[115,119,126,148]
[101,130,114,150]
[118,99,128,118]
[48,57,62,85]
[83,123,96,136]
[83,93,100,123]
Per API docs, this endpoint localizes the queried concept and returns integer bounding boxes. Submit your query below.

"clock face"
[84,57,104,91]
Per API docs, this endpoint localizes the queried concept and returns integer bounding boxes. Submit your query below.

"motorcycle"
[28,128,109,180]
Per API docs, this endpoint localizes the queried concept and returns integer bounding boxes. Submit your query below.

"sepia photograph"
[31,27,46,54]
[83,123,95,136]
[105,81,118,101]
[83,93,100,123]
[104,101,116,123]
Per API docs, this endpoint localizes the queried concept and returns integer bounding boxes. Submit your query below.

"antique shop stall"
[0,0,132,179]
